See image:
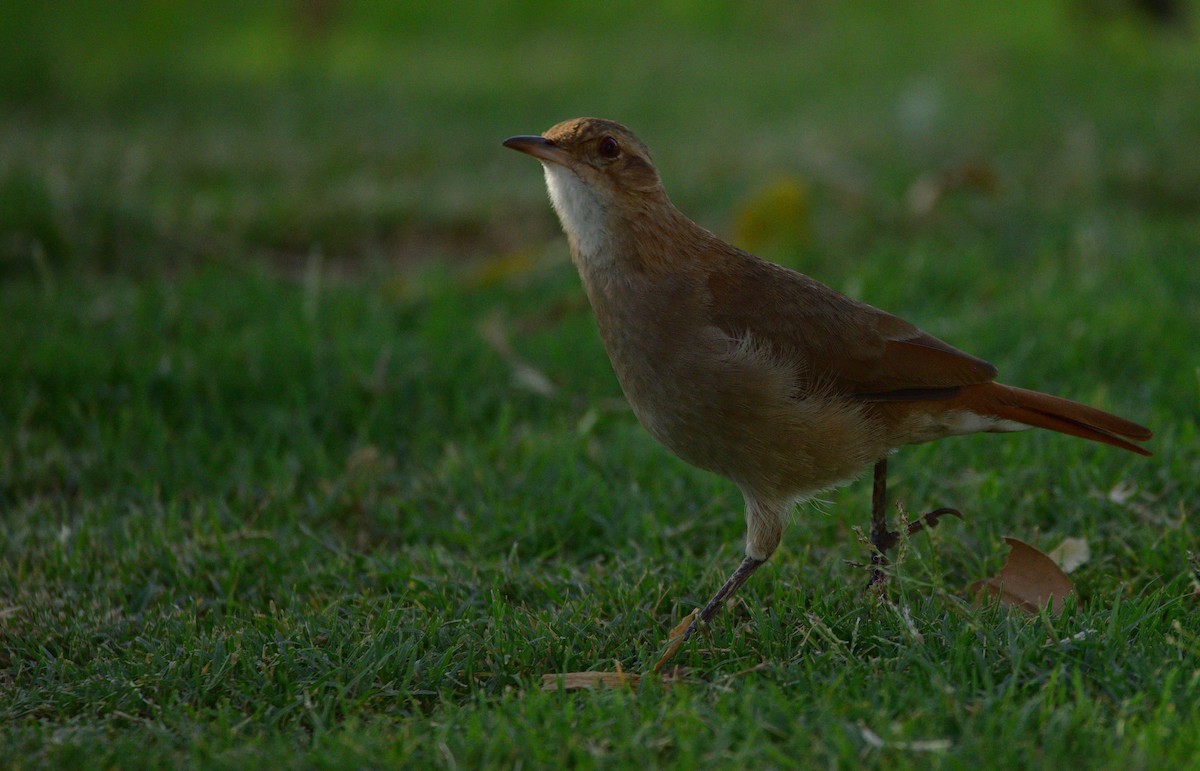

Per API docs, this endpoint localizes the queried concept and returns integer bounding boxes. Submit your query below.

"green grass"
[2,1,1199,767]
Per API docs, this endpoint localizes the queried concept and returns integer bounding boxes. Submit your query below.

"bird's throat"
[543,164,613,263]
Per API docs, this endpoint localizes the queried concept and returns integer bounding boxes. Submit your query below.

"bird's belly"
[606,328,884,502]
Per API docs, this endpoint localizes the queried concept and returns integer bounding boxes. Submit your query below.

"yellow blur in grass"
[732,176,812,256]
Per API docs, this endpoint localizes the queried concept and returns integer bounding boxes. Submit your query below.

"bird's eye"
[597,136,620,159]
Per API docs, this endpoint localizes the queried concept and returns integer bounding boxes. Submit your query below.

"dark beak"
[502,135,572,165]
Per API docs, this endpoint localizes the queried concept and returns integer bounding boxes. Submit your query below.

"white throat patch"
[543,164,611,260]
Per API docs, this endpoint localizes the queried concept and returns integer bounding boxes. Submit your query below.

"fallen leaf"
[652,608,698,673]
[1046,537,1090,574]
[732,176,811,254]
[540,665,690,691]
[970,537,1076,616]
[463,250,538,289]
[540,671,640,691]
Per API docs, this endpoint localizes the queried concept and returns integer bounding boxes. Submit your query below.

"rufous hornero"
[504,117,1151,640]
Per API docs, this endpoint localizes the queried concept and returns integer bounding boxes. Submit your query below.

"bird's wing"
[706,254,997,400]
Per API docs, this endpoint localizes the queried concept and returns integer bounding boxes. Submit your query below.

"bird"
[503,117,1152,639]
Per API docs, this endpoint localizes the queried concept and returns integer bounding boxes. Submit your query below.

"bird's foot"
[653,555,765,671]
[867,506,964,590]
[873,506,964,553]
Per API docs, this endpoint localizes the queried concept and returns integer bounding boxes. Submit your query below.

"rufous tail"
[963,383,1153,456]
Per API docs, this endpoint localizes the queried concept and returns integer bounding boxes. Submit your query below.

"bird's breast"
[584,276,883,499]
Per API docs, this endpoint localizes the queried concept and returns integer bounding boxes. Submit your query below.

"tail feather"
[964,383,1153,456]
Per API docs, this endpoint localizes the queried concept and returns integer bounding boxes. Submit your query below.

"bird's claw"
[867,505,965,589]
[904,505,964,538]
[873,505,964,553]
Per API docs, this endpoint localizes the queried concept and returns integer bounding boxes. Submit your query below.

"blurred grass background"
[2,1,1199,767]
[5,0,1199,276]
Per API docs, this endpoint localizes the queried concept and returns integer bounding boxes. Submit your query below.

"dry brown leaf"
[1047,537,1091,574]
[540,671,641,691]
[540,665,690,691]
[652,608,699,673]
[732,176,812,253]
[463,250,538,288]
[970,537,1076,616]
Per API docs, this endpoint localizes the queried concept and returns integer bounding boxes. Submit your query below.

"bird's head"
[504,118,667,259]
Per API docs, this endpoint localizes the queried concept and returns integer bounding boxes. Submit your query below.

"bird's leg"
[868,458,892,587]
[867,458,964,588]
[654,554,767,672]
[682,555,766,641]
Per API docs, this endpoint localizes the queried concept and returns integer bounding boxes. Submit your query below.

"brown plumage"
[504,117,1151,638]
